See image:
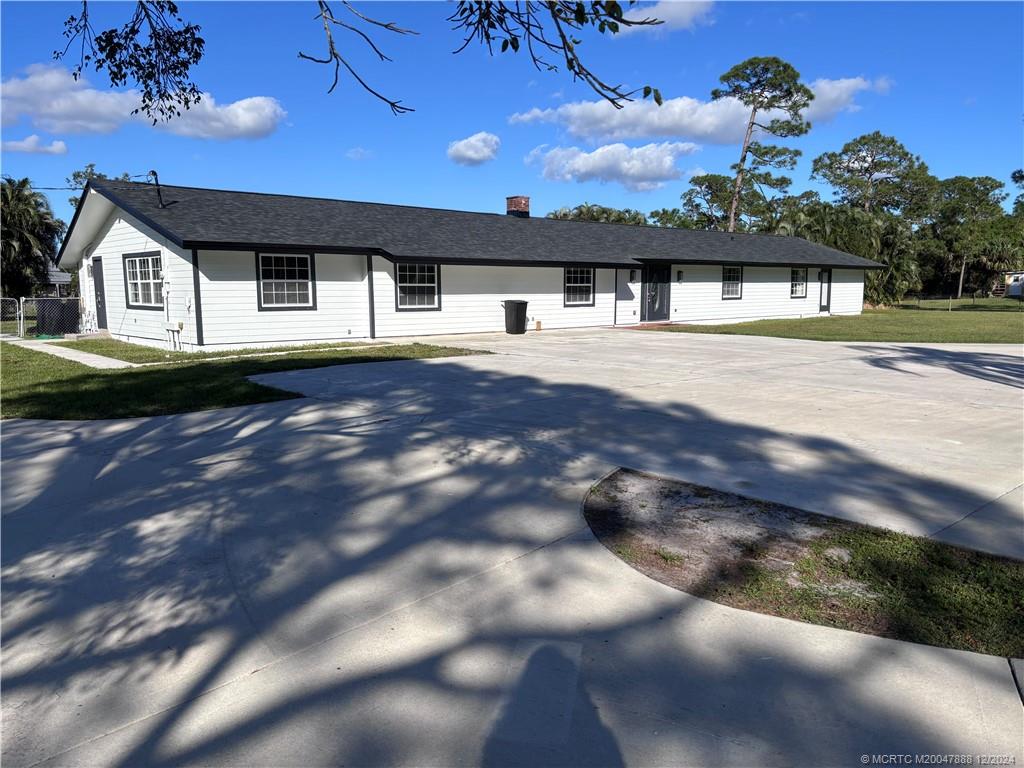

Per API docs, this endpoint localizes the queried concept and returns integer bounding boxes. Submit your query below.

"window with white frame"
[791,267,808,298]
[722,266,743,299]
[124,252,163,308]
[396,263,439,309]
[564,267,595,306]
[258,254,314,308]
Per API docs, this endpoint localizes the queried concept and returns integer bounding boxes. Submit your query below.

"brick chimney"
[506,195,530,218]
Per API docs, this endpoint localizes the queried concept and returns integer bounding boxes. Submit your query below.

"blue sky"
[2,1,1021,225]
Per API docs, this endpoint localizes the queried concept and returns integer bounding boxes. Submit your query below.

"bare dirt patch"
[584,468,1024,656]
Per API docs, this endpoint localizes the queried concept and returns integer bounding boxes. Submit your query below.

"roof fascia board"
[55,182,94,265]
[182,245,637,268]
[184,241,385,256]
[635,257,883,269]
[90,183,187,248]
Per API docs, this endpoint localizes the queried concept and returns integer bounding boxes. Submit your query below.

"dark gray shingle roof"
[83,180,881,269]
[46,267,71,284]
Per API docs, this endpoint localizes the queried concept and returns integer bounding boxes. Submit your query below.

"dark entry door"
[641,264,671,322]
[819,268,832,312]
[93,259,108,329]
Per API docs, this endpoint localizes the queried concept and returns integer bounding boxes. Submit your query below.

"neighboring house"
[36,267,72,298]
[58,180,881,351]
[994,271,1024,298]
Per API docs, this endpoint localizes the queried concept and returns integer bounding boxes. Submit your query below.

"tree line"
[548,57,1024,306]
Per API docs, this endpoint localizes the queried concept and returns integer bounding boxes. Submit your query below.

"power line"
[21,174,153,192]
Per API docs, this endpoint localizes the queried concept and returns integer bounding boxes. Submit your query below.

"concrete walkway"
[6,338,137,369]
[2,330,1022,767]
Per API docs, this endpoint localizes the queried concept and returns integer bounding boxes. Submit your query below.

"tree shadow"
[851,344,1024,389]
[1,354,1019,766]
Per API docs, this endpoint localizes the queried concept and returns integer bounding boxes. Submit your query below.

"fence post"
[18,297,24,337]
[948,296,952,312]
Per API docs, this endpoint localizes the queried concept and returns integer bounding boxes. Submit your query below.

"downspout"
[366,254,376,339]
[613,269,619,326]
[191,249,205,347]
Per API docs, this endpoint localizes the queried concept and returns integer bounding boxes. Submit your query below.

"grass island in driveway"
[642,308,1024,344]
[0,341,479,420]
[53,337,388,364]
[585,469,1024,657]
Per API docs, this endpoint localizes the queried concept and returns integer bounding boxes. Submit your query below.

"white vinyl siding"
[84,213,196,345]
[667,265,831,324]
[197,250,369,347]
[371,257,616,336]
[614,268,642,325]
[829,269,866,315]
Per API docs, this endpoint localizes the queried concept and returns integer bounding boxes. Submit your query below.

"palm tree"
[774,202,919,305]
[1,177,65,298]
[547,203,648,226]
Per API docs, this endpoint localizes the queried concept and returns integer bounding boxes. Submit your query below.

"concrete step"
[63,330,111,341]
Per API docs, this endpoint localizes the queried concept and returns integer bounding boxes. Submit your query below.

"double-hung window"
[564,267,595,306]
[790,268,808,298]
[395,263,440,310]
[257,253,315,309]
[124,252,163,309]
[722,266,743,299]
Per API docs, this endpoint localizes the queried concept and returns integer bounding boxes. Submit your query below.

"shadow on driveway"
[2,357,1020,766]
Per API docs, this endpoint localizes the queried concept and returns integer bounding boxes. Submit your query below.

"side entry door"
[819,269,832,312]
[93,259,108,329]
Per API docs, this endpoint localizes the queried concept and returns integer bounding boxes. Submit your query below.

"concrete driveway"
[2,329,1022,767]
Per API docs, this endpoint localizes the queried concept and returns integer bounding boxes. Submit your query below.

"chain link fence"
[1,297,20,337]
[19,297,85,338]
[896,294,1023,312]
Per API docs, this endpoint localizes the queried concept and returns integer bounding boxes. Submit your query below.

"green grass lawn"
[743,532,1016,656]
[709,524,1023,657]
[646,309,1024,344]
[55,337,383,364]
[1,341,478,420]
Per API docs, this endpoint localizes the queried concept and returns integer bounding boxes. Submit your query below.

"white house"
[57,181,880,351]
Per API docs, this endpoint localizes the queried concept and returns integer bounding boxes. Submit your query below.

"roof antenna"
[148,170,166,208]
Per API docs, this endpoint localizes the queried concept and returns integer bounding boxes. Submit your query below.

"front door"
[641,264,671,322]
[819,268,832,312]
[92,259,108,329]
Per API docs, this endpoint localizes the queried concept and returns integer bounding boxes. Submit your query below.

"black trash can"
[503,300,528,334]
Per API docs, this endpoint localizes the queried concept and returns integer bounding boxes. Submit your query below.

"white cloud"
[621,1,714,32]
[511,96,747,143]
[509,76,890,143]
[161,94,285,139]
[1,134,67,155]
[526,141,699,191]
[345,147,374,160]
[447,131,501,166]
[1,64,285,140]
[1,65,136,133]
[804,77,890,122]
